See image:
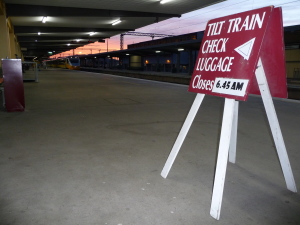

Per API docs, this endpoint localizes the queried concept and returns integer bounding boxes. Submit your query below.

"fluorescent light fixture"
[67,43,70,46]
[126,54,129,55]
[112,19,121,26]
[38,32,41,35]
[160,0,172,4]
[89,32,96,36]
[178,48,184,51]
[76,39,80,42]
[42,16,48,23]
[155,50,161,53]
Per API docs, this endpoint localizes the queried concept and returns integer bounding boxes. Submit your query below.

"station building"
[79,27,300,79]
[0,1,300,224]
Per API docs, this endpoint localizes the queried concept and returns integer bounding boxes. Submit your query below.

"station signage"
[188,6,287,100]
[162,6,295,221]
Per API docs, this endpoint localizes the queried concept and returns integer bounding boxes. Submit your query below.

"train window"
[69,58,79,63]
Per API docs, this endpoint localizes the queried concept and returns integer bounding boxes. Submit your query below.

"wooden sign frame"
[160,6,297,220]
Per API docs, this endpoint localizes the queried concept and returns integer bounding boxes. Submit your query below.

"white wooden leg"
[161,93,205,178]
[229,100,239,164]
[255,58,297,193]
[210,98,235,220]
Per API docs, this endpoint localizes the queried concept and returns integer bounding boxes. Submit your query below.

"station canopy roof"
[3,0,223,58]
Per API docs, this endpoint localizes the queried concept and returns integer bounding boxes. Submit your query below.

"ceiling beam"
[17,36,107,42]
[14,26,134,33]
[5,4,181,18]
[24,46,76,50]
[20,42,93,46]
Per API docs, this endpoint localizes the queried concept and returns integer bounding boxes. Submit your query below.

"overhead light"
[155,50,161,53]
[112,19,121,26]
[67,43,70,46]
[42,16,48,23]
[160,0,172,4]
[89,32,96,36]
[126,54,129,55]
[38,32,41,35]
[76,39,80,42]
[178,48,184,51]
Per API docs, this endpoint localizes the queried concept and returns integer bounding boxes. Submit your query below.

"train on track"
[45,56,80,70]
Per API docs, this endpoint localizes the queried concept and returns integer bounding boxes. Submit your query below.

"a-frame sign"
[161,6,297,220]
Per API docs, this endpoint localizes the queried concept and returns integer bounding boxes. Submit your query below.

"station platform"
[80,67,192,85]
[0,68,299,225]
[80,67,300,100]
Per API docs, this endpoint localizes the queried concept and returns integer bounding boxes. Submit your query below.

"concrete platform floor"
[0,68,300,225]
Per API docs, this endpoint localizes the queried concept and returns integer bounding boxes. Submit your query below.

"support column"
[7,18,18,59]
[156,55,159,72]
[164,55,166,72]
[176,52,180,73]
[9,33,16,59]
[16,41,23,60]
[188,50,193,75]
[0,1,10,61]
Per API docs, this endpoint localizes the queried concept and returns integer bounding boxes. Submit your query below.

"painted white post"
[229,100,239,164]
[161,93,205,178]
[255,58,297,193]
[210,98,235,220]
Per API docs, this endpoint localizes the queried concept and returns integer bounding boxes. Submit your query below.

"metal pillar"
[176,52,180,73]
